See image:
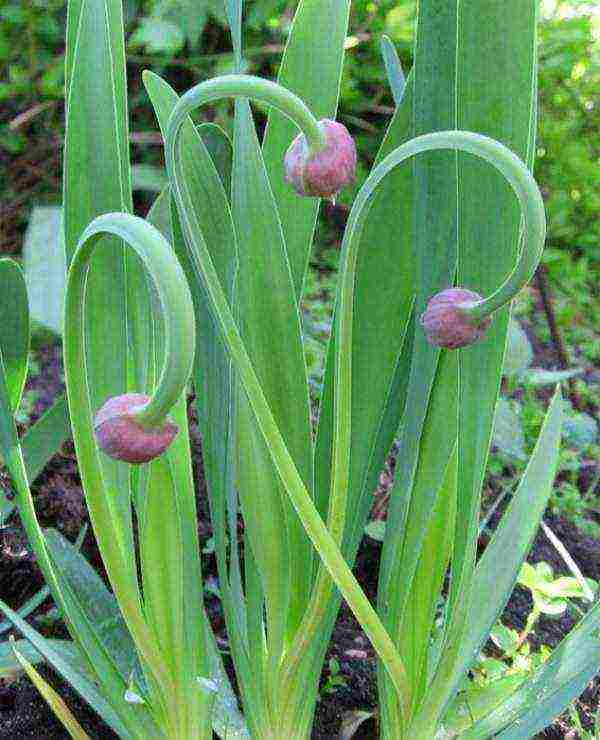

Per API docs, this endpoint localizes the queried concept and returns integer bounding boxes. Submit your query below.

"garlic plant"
[0,1,598,739]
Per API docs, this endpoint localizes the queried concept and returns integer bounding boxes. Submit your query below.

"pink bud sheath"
[420,288,492,349]
[284,119,357,199]
[94,393,178,464]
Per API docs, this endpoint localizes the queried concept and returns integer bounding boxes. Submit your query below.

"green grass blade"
[262,0,351,298]
[21,396,71,483]
[0,259,30,413]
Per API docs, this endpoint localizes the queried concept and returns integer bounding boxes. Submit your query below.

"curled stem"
[287,130,545,725]
[357,131,545,323]
[68,213,195,429]
[165,73,327,156]
[63,212,195,696]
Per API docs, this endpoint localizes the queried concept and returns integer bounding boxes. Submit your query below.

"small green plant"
[0,2,598,739]
[320,657,348,697]
[444,560,597,734]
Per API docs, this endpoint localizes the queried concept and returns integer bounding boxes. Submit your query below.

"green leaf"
[262,0,351,298]
[64,0,143,584]
[197,123,233,196]
[492,398,527,461]
[129,17,185,55]
[503,319,533,376]
[232,99,313,643]
[143,73,244,730]
[380,35,406,107]
[21,395,71,483]
[22,206,65,337]
[11,638,90,739]
[443,389,563,709]
[0,259,30,412]
[43,528,137,681]
[0,638,77,679]
[0,601,130,738]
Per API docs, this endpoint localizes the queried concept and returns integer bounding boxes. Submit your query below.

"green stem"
[71,214,195,429]
[284,130,544,729]
[165,80,411,712]
[64,213,196,700]
[165,74,327,157]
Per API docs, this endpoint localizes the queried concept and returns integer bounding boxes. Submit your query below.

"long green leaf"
[63,0,142,644]
[233,99,314,646]
[379,3,540,732]
[0,259,29,412]
[21,396,71,483]
[451,0,540,649]
[262,0,351,298]
[11,638,91,740]
[456,389,563,686]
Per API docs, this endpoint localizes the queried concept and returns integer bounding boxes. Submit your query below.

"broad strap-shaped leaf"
[451,0,540,643]
[315,76,415,550]
[144,73,254,725]
[22,206,65,337]
[262,0,351,298]
[457,389,563,681]
[63,0,141,613]
[21,396,71,483]
[0,259,29,413]
[378,0,460,650]
[379,4,540,732]
[43,529,137,681]
[463,599,600,739]
[233,99,314,643]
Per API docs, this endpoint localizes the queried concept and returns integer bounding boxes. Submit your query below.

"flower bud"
[420,288,491,349]
[94,393,178,464]
[284,119,357,199]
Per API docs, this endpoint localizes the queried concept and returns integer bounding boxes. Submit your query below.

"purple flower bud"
[94,393,178,464]
[420,288,492,349]
[284,119,357,199]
